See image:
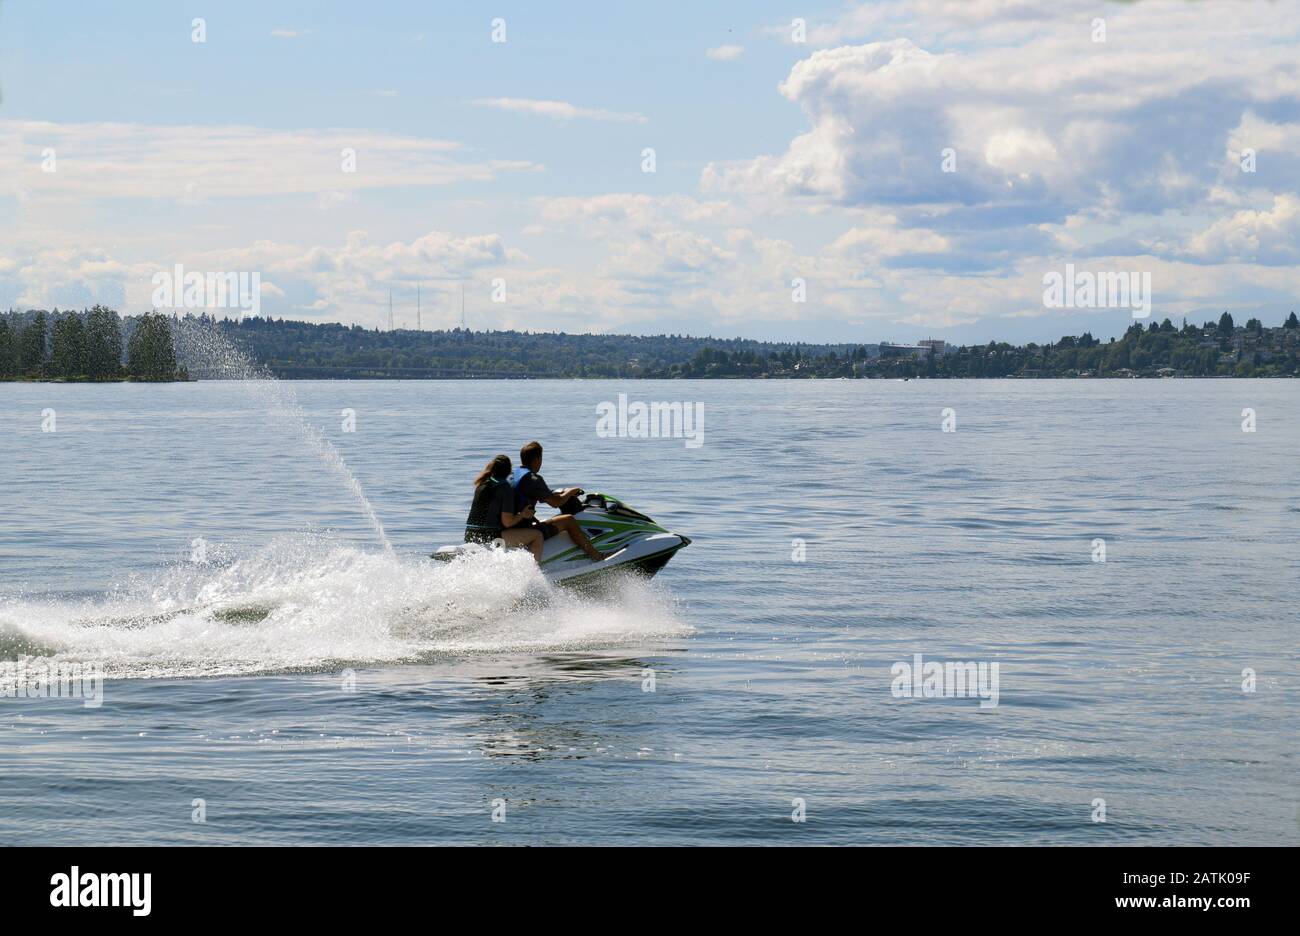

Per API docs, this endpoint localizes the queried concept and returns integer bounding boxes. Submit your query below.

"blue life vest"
[510,466,533,513]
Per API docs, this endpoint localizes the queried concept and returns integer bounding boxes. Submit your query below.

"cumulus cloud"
[1227,113,1300,159]
[0,243,144,311]
[1185,194,1300,265]
[704,40,967,205]
[715,1,1300,226]
[831,212,951,258]
[0,229,525,326]
[5,213,1297,339]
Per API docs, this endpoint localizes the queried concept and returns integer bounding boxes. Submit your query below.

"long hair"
[474,454,512,487]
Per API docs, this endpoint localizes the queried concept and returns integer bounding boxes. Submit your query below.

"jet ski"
[430,492,690,586]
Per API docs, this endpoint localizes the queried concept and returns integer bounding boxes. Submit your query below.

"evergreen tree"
[19,311,48,376]
[51,313,88,378]
[85,305,124,379]
[1286,311,1298,329]
[127,312,179,380]
[1217,311,1235,336]
[0,319,16,377]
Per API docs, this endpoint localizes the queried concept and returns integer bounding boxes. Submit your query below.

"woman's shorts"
[464,528,501,545]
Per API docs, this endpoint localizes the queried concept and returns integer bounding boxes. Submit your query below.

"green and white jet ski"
[431,492,690,586]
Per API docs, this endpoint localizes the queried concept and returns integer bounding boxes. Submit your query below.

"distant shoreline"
[204,312,1300,380]
[0,376,191,384]
[2,366,1289,379]
[5,308,1298,380]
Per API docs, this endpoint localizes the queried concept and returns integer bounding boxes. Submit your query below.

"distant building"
[878,338,947,360]
[879,342,923,359]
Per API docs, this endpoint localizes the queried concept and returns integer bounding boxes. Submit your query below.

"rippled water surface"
[1,379,1296,845]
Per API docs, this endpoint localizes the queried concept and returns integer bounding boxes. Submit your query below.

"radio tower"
[388,288,393,331]
[417,285,421,331]
[460,283,466,330]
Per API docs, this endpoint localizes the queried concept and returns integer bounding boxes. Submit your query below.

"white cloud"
[719,2,1300,223]
[472,98,647,124]
[0,230,527,325]
[1227,113,1300,160]
[831,212,951,258]
[1185,195,1300,265]
[537,193,739,231]
[9,0,1300,341]
[706,45,744,61]
[317,191,355,212]
[704,40,962,204]
[0,120,542,203]
[982,127,1058,178]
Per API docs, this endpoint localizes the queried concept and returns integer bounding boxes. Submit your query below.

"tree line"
[3,307,1297,381]
[677,313,1300,379]
[0,306,187,381]
[200,313,849,379]
[205,310,1299,379]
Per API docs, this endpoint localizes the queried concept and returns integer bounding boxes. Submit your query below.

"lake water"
[1,379,1296,845]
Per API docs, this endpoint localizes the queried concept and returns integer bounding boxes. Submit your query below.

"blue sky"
[3,0,1299,343]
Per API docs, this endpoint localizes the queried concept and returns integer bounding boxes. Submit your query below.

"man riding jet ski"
[508,441,612,563]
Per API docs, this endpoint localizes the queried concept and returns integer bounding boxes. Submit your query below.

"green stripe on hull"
[552,542,688,587]
[539,514,668,566]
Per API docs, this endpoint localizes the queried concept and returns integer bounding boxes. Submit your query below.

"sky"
[2,0,1298,345]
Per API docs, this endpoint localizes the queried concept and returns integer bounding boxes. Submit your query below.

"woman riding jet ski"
[460,454,546,557]
[433,446,690,586]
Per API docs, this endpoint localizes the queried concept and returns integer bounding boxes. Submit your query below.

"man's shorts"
[516,517,561,540]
